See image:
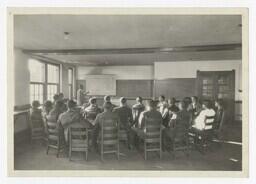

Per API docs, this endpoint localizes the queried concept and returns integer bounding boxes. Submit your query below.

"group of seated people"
[30,93,225,155]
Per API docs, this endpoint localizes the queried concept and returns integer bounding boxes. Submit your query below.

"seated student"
[83,97,101,126]
[132,96,145,128]
[158,95,167,114]
[162,101,191,150]
[53,94,59,105]
[30,100,43,127]
[188,96,202,118]
[46,100,63,122]
[191,100,216,131]
[93,102,120,151]
[133,100,162,143]
[42,100,53,131]
[42,100,53,116]
[103,95,117,110]
[113,97,133,149]
[168,97,180,119]
[58,100,83,143]
[183,97,192,111]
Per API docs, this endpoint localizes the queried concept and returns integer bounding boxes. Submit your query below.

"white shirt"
[193,108,216,130]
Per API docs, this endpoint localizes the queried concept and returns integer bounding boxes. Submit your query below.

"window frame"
[68,67,74,99]
[29,58,60,104]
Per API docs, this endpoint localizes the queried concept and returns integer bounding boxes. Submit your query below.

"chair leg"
[85,150,88,161]
[46,145,49,154]
[57,141,60,158]
[101,143,104,162]
[117,143,119,160]
[69,148,72,161]
[144,142,147,160]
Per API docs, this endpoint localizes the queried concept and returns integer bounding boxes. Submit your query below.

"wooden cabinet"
[197,70,235,123]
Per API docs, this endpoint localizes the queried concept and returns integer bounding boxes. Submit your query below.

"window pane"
[47,64,59,83]
[68,68,73,84]
[29,59,45,82]
[30,84,43,104]
[47,84,58,101]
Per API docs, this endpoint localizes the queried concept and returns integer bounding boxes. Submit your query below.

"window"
[68,68,74,99]
[29,59,60,104]
[47,64,59,100]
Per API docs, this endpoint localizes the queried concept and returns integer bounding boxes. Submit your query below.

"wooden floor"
[14,124,242,171]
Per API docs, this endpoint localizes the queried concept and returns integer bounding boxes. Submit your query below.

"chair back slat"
[204,116,215,130]
[100,117,119,160]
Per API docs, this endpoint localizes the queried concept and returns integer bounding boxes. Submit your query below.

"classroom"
[13,14,243,171]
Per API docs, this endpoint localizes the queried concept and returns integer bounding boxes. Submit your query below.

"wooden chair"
[100,118,119,161]
[69,123,89,161]
[142,117,162,160]
[46,120,66,157]
[172,132,190,158]
[30,119,45,142]
[189,115,216,153]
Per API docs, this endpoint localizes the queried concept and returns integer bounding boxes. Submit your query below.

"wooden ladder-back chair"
[100,118,119,161]
[189,115,216,154]
[46,120,65,157]
[171,119,191,158]
[30,119,45,142]
[69,123,89,161]
[143,117,162,160]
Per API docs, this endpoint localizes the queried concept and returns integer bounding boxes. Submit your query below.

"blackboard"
[116,80,153,97]
[154,78,196,99]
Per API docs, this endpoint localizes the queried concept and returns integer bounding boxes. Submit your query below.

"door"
[197,70,235,123]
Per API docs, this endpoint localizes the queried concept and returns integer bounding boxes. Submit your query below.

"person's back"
[95,111,119,128]
[83,97,101,125]
[47,100,63,122]
[113,98,133,129]
[58,100,81,142]
[30,101,44,132]
[174,109,191,139]
[139,108,162,131]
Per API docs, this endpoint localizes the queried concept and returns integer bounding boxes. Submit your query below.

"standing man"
[76,84,89,106]
[132,96,145,128]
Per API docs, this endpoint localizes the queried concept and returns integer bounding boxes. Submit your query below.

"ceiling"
[14,15,242,65]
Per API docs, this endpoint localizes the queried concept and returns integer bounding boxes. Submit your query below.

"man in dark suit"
[113,97,134,149]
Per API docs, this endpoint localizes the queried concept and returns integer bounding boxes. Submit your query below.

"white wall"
[14,49,30,106]
[77,65,154,80]
[154,60,242,100]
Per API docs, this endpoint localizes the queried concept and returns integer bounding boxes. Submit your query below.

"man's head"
[32,100,40,108]
[169,97,176,105]
[191,96,198,103]
[103,101,112,111]
[120,97,127,106]
[53,94,59,102]
[59,93,64,100]
[89,97,97,105]
[67,100,77,110]
[43,100,53,110]
[146,99,156,110]
[202,100,212,109]
[79,84,84,90]
[178,101,186,110]
[104,95,111,102]
[159,95,165,102]
[136,96,143,103]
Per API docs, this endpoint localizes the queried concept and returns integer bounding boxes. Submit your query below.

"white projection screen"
[85,75,116,95]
